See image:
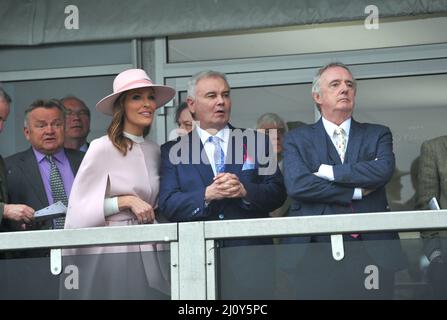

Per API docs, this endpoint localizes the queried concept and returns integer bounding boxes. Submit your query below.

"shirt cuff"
[104,197,119,217]
[353,188,363,200]
[317,164,334,181]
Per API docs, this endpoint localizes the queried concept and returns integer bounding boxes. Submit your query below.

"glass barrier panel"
[216,230,447,299]
[0,243,171,300]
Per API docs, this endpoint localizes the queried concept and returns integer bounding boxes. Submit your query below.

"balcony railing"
[0,210,446,299]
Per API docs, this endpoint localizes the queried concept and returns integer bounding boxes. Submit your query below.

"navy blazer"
[160,126,286,297]
[159,126,286,225]
[283,118,405,270]
[284,118,394,216]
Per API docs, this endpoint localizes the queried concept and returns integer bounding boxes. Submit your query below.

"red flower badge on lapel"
[242,143,255,170]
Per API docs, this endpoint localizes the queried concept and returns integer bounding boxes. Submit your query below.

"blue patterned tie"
[208,136,225,174]
[46,155,67,229]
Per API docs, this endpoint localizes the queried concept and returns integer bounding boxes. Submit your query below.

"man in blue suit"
[159,70,286,298]
[282,62,406,299]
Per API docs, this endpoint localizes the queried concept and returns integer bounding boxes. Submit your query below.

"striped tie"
[46,155,67,229]
[208,136,225,174]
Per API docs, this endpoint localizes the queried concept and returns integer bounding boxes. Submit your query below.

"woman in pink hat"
[62,69,175,299]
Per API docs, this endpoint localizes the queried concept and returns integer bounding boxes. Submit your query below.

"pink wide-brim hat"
[96,68,176,115]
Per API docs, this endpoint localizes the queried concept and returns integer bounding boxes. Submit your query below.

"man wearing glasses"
[61,96,91,152]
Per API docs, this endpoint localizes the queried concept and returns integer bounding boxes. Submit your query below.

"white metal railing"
[0,223,180,299]
[1,210,447,299]
[0,223,178,250]
[193,210,447,299]
[203,210,447,239]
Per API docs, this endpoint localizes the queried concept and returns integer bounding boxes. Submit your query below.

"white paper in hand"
[428,197,441,210]
[34,201,67,221]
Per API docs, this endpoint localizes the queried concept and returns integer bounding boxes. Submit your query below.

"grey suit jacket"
[417,135,447,210]
[4,147,84,230]
[416,135,447,257]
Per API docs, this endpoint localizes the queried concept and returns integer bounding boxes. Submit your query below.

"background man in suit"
[159,70,286,298]
[0,88,34,229]
[416,136,447,298]
[0,97,78,299]
[5,99,84,231]
[61,95,91,152]
[282,62,405,299]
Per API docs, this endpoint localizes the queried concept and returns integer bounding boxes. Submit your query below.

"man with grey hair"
[61,95,91,152]
[159,70,286,299]
[5,99,84,232]
[0,88,35,230]
[160,70,285,224]
[281,62,405,299]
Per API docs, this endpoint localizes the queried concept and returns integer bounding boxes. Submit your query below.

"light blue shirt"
[196,125,230,176]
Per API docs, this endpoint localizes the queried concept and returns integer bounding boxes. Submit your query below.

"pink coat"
[62,135,170,297]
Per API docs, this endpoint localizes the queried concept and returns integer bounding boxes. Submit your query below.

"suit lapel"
[326,135,342,165]
[345,119,364,164]
[224,128,243,176]
[65,149,81,174]
[21,148,48,207]
[313,119,341,165]
[189,130,214,186]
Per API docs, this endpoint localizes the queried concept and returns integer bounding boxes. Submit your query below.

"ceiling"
[168,16,447,62]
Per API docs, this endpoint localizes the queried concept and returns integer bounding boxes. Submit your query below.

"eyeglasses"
[65,110,90,117]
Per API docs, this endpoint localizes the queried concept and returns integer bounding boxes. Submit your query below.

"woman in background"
[174,101,194,136]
